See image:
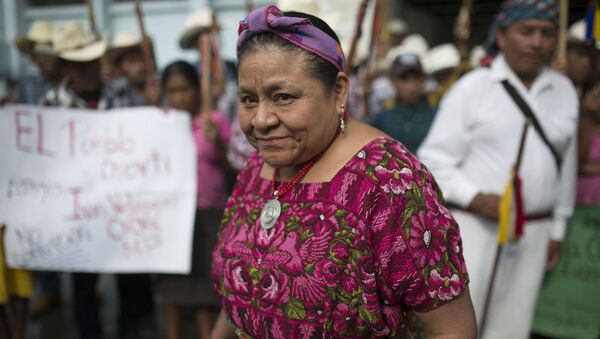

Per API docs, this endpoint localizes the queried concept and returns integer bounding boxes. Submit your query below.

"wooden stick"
[346,0,371,74]
[479,243,502,336]
[198,33,213,121]
[245,0,253,15]
[135,0,156,81]
[85,0,99,40]
[558,0,569,61]
[479,120,530,335]
[455,0,474,42]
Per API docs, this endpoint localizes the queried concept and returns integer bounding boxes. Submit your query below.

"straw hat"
[424,43,460,75]
[179,8,214,50]
[52,21,107,62]
[107,31,144,64]
[388,18,408,35]
[568,19,600,49]
[15,20,55,56]
[277,0,319,16]
[568,19,585,42]
[384,34,429,71]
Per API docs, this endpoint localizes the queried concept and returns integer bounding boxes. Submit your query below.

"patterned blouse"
[211,137,468,338]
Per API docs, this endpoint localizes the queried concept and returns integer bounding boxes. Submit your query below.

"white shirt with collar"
[417,54,578,241]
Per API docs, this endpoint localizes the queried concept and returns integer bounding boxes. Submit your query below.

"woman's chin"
[260,152,296,169]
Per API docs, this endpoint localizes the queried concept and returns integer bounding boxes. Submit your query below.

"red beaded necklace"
[271,128,341,199]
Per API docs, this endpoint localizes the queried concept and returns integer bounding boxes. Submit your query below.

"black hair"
[160,60,199,89]
[237,11,341,93]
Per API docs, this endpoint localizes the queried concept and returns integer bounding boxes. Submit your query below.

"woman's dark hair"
[161,60,199,88]
[237,11,341,93]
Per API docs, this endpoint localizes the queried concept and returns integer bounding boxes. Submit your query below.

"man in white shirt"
[417,1,578,338]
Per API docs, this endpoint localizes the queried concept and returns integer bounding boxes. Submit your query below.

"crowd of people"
[1,0,599,338]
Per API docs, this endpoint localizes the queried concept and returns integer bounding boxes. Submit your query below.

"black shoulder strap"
[501,79,562,170]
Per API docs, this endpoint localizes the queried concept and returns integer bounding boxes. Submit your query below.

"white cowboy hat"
[424,43,460,75]
[384,33,429,71]
[107,31,147,64]
[388,18,408,35]
[277,0,319,16]
[52,21,107,62]
[568,19,600,49]
[179,8,215,50]
[15,20,55,56]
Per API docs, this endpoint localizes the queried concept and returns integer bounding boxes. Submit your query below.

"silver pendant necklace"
[259,127,341,230]
[260,192,281,230]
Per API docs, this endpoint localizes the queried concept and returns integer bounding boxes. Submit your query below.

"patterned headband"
[486,0,559,55]
[237,5,347,72]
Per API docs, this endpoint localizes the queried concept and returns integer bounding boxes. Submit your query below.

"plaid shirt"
[13,76,53,105]
[41,78,133,109]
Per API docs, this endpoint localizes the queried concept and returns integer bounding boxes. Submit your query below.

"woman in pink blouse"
[156,60,231,339]
[210,6,476,339]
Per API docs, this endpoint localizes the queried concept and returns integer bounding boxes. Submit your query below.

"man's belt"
[448,205,552,222]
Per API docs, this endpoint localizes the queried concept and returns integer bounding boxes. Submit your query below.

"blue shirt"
[372,97,436,154]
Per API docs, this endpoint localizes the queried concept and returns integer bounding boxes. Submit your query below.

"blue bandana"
[485,0,560,56]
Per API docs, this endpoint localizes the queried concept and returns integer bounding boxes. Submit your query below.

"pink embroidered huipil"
[212,137,469,338]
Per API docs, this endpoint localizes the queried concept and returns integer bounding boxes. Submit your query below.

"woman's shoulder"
[346,135,428,179]
[344,135,442,210]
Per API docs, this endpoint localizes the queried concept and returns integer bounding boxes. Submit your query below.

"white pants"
[452,210,552,339]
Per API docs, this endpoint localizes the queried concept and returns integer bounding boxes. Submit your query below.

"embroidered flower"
[223,259,253,302]
[331,242,349,261]
[409,211,446,268]
[376,166,413,195]
[422,184,453,221]
[258,269,290,306]
[428,268,462,301]
[355,144,388,171]
[314,259,341,287]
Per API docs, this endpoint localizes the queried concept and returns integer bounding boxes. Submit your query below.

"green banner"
[532,206,600,339]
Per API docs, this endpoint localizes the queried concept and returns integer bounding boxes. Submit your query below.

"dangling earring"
[339,103,346,134]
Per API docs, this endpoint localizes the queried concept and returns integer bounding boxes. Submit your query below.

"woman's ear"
[334,71,350,104]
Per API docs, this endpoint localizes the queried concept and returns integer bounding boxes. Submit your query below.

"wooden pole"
[558,0,569,61]
[346,0,371,75]
[479,120,530,336]
[245,0,253,15]
[135,0,156,81]
[455,0,474,43]
[198,33,213,121]
[85,0,99,40]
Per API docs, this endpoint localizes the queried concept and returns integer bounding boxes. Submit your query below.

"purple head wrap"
[485,0,560,56]
[237,5,347,72]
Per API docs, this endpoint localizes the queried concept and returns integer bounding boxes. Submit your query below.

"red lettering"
[15,111,32,152]
[64,188,104,221]
[65,188,83,221]
[36,113,56,157]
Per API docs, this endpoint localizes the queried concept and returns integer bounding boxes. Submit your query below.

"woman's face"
[237,48,347,169]
[164,73,199,115]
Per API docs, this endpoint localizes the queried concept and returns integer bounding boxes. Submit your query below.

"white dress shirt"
[418,54,578,240]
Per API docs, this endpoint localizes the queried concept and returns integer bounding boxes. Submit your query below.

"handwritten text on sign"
[0,105,197,273]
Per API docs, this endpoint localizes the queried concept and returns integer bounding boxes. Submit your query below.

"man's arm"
[417,78,479,208]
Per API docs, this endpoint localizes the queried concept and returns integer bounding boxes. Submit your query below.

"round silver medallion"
[260,199,281,229]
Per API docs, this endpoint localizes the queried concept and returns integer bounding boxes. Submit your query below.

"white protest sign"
[0,105,197,273]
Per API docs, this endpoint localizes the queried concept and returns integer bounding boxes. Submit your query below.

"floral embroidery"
[212,137,468,338]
